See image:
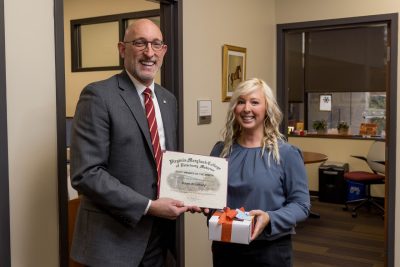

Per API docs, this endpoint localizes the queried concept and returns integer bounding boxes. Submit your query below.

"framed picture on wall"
[222,44,246,102]
[319,94,332,111]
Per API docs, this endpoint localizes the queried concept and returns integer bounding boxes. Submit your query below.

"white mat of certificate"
[159,151,227,209]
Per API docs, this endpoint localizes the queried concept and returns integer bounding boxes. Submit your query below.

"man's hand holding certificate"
[159,151,228,209]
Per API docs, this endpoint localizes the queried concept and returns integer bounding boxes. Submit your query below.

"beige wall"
[276,0,399,23]
[64,0,159,116]
[182,0,276,266]
[4,0,58,266]
[182,0,276,155]
[288,137,384,197]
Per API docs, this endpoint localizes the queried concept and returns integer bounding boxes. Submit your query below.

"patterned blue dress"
[210,141,310,240]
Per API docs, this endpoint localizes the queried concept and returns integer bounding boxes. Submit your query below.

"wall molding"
[0,0,11,266]
[54,0,68,266]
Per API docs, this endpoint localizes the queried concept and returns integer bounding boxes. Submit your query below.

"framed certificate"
[159,151,228,209]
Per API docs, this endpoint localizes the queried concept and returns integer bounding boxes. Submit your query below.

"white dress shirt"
[127,72,166,151]
[126,72,167,214]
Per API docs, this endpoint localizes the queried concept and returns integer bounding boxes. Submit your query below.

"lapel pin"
[163,100,167,104]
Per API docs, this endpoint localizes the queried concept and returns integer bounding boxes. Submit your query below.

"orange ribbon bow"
[214,207,245,242]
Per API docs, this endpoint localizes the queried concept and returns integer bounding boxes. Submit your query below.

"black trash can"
[318,162,349,204]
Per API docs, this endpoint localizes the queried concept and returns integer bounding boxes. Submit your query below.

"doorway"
[277,13,397,266]
[0,0,11,266]
[54,0,184,266]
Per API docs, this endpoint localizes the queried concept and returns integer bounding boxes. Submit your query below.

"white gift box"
[208,213,254,245]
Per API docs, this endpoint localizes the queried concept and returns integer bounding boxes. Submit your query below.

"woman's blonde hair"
[220,78,285,162]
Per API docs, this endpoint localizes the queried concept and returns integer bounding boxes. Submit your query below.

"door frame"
[54,0,184,266]
[0,0,11,266]
[277,13,397,267]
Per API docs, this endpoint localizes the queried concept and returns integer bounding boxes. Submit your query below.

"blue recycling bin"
[346,181,366,201]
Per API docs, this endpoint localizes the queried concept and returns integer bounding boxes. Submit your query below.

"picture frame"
[222,44,247,102]
[319,94,332,111]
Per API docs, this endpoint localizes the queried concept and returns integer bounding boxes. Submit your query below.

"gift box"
[208,208,254,245]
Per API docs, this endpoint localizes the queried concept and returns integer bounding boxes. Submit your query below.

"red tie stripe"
[143,88,162,194]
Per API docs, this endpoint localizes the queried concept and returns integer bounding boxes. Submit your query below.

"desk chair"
[343,140,385,218]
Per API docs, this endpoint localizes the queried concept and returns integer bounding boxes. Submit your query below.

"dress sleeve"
[210,141,224,157]
[205,141,226,226]
[265,145,311,236]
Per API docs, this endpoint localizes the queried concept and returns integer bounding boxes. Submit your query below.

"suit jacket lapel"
[117,72,153,154]
[155,84,173,150]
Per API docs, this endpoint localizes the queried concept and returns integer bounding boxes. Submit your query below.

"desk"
[302,151,328,218]
[302,151,328,164]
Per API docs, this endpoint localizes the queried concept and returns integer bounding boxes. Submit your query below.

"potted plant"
[312,119,327,134]
[337,121,349,135]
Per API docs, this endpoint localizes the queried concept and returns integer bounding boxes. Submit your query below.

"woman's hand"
[249,210,270,241]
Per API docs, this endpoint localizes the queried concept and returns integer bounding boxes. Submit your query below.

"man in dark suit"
[70,19,188,267]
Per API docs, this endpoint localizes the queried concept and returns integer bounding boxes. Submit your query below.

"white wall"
[182,1,275,266]
[4,0,58,266]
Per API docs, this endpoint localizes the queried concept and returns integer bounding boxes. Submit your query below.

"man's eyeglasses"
[124,39,165,51]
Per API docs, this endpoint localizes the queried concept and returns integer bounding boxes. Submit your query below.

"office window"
[305,25,387,93]
[70,10,160,72]
[80,21,120,68]
[306,92,386,135]
[285,22,388,136]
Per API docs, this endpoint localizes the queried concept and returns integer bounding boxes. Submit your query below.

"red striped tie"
[143,88,162,193]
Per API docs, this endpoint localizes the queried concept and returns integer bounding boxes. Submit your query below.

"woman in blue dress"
[210,78,310,267]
